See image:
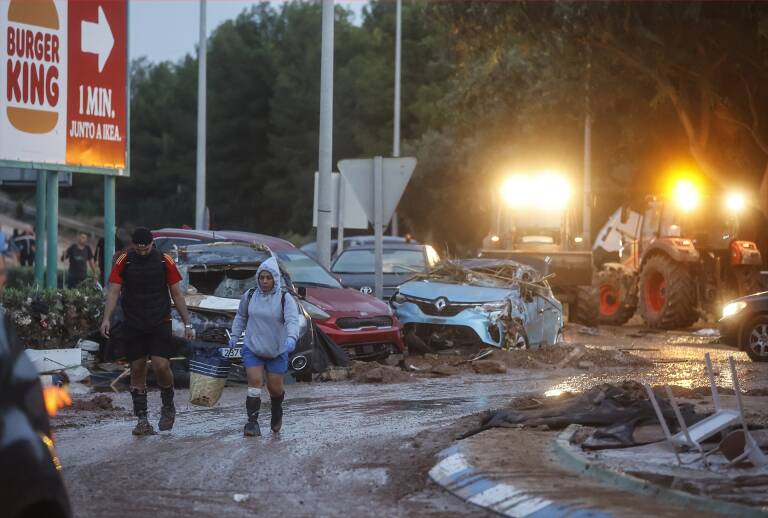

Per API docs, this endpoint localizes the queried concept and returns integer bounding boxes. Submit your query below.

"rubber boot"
[158,386,176,431]
[270,392,285,433]
[244,396,261,437]
[130,388,156,436]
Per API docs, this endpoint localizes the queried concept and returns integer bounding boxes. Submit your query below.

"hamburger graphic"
[5,0,61,134]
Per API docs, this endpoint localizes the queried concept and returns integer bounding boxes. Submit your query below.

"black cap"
[131,227,153,246]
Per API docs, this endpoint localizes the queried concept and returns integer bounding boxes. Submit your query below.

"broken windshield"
[418,260,544,289]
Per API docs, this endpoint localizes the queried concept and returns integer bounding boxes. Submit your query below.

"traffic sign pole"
[374,156,384,299]
[337,177,345,255]
[103,175,115,285]
[46,172,59,289]
[34,172,47,287]
[391,0,402,237]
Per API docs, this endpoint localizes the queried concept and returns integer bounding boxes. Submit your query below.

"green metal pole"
[46,172,59,289]
[34,172,47,287]
[103,176,116,286]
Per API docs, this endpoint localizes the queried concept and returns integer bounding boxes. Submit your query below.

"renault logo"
[434,297,448,311]
[360,286,373,295]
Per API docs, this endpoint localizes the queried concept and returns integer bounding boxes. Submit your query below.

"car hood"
[304,286,391,315]
[335,272,417,288]
[398,279,518,303]
[183,294,240,315]
[727,290,768,304]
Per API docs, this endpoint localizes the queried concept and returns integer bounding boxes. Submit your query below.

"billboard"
[0,0,127,174]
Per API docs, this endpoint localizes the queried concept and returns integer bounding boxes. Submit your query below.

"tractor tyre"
[571,285,599,328]
[638,254,698,329]
[733,265,764,297]
[596,267,638,326]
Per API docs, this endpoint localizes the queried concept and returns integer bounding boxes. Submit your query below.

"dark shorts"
[122,321,174,362]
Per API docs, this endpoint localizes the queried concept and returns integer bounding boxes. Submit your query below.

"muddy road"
[53,325,768,517]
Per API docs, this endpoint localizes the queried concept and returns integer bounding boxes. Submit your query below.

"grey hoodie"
[229,256,301,359]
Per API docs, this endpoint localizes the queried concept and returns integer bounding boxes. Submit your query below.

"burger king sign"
[0,0,127,173]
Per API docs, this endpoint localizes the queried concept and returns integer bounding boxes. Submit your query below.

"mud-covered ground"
[52,324,768,517]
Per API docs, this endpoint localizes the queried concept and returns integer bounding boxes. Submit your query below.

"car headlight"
[301,301,330,321]
[722,301,747,319]
[480,300,508,312]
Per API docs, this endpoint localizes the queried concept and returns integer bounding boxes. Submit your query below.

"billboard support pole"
[34,172,47,287]
[45,172,59,289]
[104,176,116,285]
[317,0,334,269]
[195,0,207,230]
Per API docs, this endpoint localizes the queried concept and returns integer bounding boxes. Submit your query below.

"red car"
[152,229,405,360]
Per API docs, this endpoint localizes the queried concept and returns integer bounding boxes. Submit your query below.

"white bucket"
[78,340,100,369]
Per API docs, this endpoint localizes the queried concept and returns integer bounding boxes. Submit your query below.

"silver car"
[391,259,563,350]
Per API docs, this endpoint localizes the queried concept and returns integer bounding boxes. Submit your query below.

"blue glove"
[284,337,297,353]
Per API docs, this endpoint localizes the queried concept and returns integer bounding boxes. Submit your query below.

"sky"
[130,0,368,63]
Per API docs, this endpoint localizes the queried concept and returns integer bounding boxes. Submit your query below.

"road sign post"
[34,172,47,287]
[338,156,416,299]
[46,171,58,289]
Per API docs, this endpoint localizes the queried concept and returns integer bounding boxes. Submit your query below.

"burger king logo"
[5,0,62,134]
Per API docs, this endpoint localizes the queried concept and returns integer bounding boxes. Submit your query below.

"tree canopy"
[58,1,768,253]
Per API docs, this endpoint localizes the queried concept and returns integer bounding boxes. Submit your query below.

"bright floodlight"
[500,175,531,206]
[726,192,746,212]
[500,172,570,210]
[673,179,699,211]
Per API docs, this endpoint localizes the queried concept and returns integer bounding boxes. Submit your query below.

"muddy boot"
[244,396,261,437]
[270,392,284,433]
[158,386,176,431]
[130,388,156,436]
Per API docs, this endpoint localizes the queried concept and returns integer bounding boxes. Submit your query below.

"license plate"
[219,347,242,359]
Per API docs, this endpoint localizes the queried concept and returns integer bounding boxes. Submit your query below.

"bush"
[1,279,104,349]
[6,266,68,291]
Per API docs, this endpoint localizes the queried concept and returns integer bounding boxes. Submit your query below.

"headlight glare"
[722,301,747,319]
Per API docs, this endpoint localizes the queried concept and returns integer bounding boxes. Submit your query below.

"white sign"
[312,172,368,229]
[338,157,416,226]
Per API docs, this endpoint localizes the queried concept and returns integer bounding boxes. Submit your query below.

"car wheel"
[742,315,768,362]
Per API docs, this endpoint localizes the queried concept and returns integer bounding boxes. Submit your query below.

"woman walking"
[229,257,300,436]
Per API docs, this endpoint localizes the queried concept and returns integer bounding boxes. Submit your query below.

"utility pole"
[391,0,402,237]
[317,0,334,268]
[195,0,207,230]
[582,47,592,246]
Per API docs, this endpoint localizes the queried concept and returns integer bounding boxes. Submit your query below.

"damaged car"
[391,259,564,352]
[171,242,317,379]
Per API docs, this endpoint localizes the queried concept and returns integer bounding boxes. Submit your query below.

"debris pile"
[349,361,412,384]
[488,344,652,370]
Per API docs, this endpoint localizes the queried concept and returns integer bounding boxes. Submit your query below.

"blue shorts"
[242,347,288,374]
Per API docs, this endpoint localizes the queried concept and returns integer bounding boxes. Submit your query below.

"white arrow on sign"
[338,157,416,226]
[81,6,114,73]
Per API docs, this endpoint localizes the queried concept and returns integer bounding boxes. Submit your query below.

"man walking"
[100,227,195,435]
[61,232,96,288]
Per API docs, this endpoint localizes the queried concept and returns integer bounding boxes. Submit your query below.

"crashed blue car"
[391,259,563,351]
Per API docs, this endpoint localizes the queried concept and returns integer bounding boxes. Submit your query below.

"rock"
[472,360,507,374]
[431,364,460,376]
[577,360,595,369]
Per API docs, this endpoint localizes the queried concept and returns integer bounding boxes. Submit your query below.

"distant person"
[100,227,194,436]
[228,257,300,437]
[13,230,35,267]
[95,233,126,280]
[61,232,96,288]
